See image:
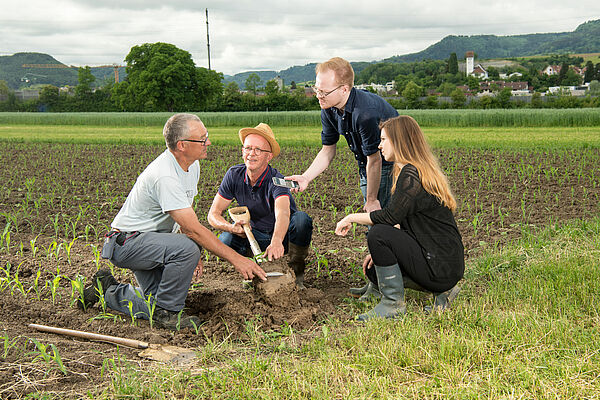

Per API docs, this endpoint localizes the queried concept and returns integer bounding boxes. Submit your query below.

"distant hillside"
[224,61,372,89]
[3,19,599,91]
[384,19,600,63]
[225,19,600,89]
[0,53,78,89]
[0,52,127,90]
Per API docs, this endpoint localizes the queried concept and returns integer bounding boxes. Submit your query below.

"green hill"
[224,19,600,86]
[3,19,599,91]
[384,19,600,62]
[224,62,372,89]
[0,52,127,90]
[0,53,78,89]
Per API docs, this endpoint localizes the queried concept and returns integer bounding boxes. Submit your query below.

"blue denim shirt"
[321,87,398,168]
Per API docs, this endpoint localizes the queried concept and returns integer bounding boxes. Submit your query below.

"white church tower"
[465,51,474,75]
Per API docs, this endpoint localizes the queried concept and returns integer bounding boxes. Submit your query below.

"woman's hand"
[362,253,374,275]
[335,217,352,236]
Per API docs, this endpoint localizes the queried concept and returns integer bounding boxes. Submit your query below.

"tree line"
[1,44,599,112]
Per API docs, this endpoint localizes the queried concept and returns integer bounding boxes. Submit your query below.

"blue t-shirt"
[218,164,297,233]
[321,87,398,168]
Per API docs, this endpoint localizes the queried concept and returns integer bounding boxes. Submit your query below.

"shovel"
[228,206,293,284]
[228,206,262,257]
[28,323,197,366]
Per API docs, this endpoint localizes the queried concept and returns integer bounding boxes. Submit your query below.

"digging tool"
[28,323,197,365]
[228,206,262,257]
[227,206,298,298]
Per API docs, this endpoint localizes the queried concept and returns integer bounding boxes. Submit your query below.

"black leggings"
[366,224,449,292]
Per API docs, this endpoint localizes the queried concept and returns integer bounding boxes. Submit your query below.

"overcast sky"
[1,1,599,76]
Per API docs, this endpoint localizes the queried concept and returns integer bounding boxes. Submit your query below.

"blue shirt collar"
[334,87,357,116]
[244,165,270,188]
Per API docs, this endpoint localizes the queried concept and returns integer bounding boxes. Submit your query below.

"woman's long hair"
[381,115,456,212]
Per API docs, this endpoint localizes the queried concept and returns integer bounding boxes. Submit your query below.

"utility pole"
[206,8,211,70]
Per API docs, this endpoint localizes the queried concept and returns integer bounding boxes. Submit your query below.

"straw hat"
[239,123,280,158]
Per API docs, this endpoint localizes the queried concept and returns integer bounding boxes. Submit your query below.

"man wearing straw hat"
[78,113,267,331]
[208,123,313,289]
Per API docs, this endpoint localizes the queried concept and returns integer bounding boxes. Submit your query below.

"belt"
[106,229,139,246]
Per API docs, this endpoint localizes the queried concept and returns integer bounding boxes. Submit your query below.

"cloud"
[1,0,599,75]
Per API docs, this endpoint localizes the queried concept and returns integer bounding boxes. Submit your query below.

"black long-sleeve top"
[370,164,464,286]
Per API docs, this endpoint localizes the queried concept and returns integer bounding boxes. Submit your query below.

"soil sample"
[253,258,300,307]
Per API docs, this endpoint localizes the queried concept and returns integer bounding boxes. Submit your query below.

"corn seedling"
[311,245,330,279]
[2,333,20,359]
[11,262,26,297]
[0,223,11,253]
[29,236,39,258]
[87,243,102,269]
[48,271,62,305]
[30,269,43,300]
[16,241,25,257]
[70,275,87,308]
[189,319,201,335]
[124,300,137,326]
[135,289,156,328]
[3,231,10,254]
[0,262,10,293]
[52,241,63,260]
[27,338,68,376]
[64,237,77,265]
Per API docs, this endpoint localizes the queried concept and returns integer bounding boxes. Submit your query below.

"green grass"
[95,217,600,399]
[2,108,600,127]
[2,125,600,149]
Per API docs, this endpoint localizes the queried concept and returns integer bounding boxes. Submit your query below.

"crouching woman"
[335,115,464,321]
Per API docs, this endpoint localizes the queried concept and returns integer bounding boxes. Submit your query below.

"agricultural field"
[1,111,600,398]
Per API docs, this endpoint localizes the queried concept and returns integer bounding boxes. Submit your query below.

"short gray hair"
[163,113,201,150]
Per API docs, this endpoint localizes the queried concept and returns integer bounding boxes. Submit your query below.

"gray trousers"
[104,232,201,319]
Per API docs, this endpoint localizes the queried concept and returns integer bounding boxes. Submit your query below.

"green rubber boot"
[349,281,382,301]
[357,281,381,302]
[424,285,461,313]
[348,282,369,298]
[356,264,406,321]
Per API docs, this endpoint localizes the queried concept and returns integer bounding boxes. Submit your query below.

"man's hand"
[192,258,203,284]
[231,220,246,237]
[265,240,284,261]
[284,174,309,193]
[363,199,382,213]
[234,257,267,281]
[362,253,374,275]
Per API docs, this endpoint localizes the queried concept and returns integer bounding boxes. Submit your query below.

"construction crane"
[22,64,124,83]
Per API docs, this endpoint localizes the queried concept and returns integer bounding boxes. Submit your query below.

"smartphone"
[272,177,299,189]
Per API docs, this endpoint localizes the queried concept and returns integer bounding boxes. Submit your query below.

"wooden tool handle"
[29,323,149,349]
[242,225,262,257]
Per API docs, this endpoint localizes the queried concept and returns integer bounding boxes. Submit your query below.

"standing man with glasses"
[79,113,267,331]
[286,57,399,300]
[208,123,313,289]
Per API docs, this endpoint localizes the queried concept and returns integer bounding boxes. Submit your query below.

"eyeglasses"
[312,84,343,98]
[181,131,209,145]
[242,146,271,155]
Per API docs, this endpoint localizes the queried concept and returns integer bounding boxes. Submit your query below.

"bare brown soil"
[1,143,599,398]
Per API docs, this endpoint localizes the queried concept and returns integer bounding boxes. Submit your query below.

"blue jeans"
[219,211,313,256]
[359,163,393,208]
